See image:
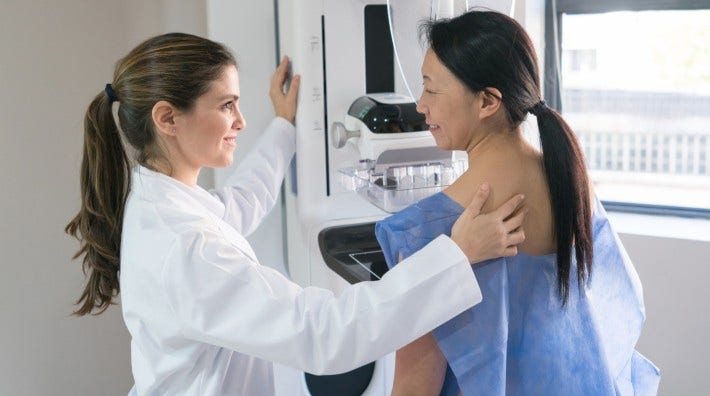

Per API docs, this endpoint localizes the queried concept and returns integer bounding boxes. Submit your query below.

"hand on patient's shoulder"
[451,183,527,264]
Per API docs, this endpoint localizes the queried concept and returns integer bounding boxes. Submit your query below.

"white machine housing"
[334,92,436,160]
[276,1,462,395]
[278,0,422,297]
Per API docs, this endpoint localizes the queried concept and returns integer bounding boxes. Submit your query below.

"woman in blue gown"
[375,10,660,396]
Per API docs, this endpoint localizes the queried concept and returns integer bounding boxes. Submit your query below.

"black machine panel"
[318,222,389,284]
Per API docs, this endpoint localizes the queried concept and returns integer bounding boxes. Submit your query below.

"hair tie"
[529,100,547,116]
[105,83,118,102]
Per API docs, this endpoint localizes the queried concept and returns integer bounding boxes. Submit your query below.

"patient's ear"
[478,88,502,120]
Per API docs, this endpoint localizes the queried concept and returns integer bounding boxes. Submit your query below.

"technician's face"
[175,65,246,170]
[416,48,479,151]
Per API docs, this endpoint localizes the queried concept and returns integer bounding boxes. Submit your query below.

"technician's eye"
[223,101,234,110]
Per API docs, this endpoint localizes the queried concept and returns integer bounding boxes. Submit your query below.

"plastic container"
[338,158,468,213]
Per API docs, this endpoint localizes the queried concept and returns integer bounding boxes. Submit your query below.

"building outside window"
[546,1,710,216]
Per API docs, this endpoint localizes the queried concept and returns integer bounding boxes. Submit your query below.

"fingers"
[269,56,299,123]
[272,57,299,98]
[493,193,525,220]
[275,56,289,80]
[499,228,525,258]
[501,246,518,257]
[270,57,290,93]
[287,74,301,99]
[504,207,527,232]
[507,229,525,247]
[463,183,490,218]
[499,209,526,257]
[451,185,530,264]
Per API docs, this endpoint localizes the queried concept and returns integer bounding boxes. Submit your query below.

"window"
[545,0,710,217]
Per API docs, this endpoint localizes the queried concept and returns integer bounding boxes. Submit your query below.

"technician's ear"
[151,100,179,137]
[478,87,503,120]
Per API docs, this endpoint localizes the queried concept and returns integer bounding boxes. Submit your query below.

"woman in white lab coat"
[65,33,526,395]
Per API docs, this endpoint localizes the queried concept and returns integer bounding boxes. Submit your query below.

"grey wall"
[0,1,206,395]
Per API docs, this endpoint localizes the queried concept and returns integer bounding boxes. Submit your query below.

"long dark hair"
[65,33,236,315]
[422,11,592,304]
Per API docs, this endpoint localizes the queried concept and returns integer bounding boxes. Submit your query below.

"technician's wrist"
[275,113,295,125]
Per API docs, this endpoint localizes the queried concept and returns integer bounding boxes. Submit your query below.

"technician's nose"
[233,107,247,131]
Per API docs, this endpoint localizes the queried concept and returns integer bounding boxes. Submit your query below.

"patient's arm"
[391,332,447,396]
[391,251,447,396]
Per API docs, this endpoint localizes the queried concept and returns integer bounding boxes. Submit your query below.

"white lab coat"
[120,117,482,395]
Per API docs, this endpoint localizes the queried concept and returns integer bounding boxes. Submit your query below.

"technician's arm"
[162,186,526,375]
[211,117,295,236]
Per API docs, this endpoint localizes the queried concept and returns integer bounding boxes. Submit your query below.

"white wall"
[0,1,205,395]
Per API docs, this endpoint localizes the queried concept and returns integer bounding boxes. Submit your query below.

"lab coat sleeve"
[161,227,482,375]
[211,117,295,236]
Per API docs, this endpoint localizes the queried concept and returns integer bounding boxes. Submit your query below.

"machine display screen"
[347,96,428,134]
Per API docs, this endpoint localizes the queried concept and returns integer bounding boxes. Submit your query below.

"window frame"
[544,0,710,219]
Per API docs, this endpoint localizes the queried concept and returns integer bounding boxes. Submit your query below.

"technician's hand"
[451,183,527,264]
[270,56,300,124]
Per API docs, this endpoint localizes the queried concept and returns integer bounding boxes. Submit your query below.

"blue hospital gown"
[375,192,660,396]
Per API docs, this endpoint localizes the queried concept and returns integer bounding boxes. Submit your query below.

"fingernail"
[480,182,489,191]
[519,194,525,201]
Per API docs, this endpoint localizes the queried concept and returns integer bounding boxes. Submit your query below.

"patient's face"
[416,48,479,151]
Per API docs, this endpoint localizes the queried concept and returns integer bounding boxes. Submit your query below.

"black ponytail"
[534,105,592,304]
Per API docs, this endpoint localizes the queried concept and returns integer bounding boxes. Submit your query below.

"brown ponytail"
[66,33,237,315]
[65,92,130,315]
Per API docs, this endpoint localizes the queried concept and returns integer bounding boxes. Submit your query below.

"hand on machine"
[270,56,300,124]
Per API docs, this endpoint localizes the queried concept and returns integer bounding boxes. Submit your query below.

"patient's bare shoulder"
[444,142,555,255]
[444,145,540,213]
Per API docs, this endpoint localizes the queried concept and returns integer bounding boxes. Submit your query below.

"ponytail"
[65,91,131,315]
[533,103,593,305]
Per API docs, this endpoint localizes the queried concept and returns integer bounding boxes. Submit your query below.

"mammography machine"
[276,1,514,394]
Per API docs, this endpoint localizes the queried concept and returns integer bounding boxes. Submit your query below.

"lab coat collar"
[133,166,225,218]
[131,166,259,263]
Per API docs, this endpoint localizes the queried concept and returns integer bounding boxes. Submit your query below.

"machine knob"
[331,122,360,149]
